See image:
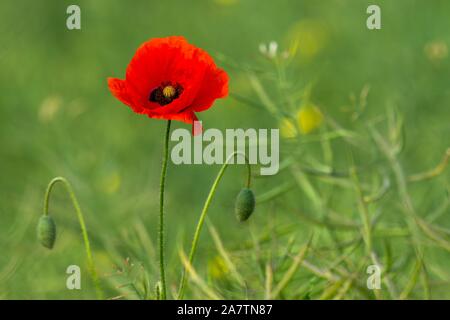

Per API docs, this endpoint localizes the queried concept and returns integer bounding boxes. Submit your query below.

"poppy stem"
[158,120,172,300]
[43,176,104,300]
[177,152,251,299]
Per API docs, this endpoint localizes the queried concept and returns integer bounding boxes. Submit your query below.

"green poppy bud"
[37,215,56,249]
[235,188,256,222]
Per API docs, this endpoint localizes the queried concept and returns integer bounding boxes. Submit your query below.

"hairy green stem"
[177,152,251,299]
[158,120,171,300]
[43,176,103,299]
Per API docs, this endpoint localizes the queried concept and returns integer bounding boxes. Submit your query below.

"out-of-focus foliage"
[0,0,449,299]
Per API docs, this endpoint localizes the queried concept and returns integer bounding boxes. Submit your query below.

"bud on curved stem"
[37,215,56,249]
[39,176,104,300]
[177,152,253,299]
[235,188,256,222]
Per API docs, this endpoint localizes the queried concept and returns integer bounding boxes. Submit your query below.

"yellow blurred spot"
[100,172,121,194]
[286,19,328,61]
[38,95,62,123]
[297,103,323,134]
[208,255,229,280]
[424,40,448,63]
[279,118,297,138]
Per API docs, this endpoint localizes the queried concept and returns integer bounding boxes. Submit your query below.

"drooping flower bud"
[235,188,256,222]
[37,215,56,249]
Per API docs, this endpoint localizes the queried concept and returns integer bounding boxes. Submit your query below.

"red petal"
[107,77,148,114]
[107,78,130,104]
[149,110,197,124]
[191,67,229,112]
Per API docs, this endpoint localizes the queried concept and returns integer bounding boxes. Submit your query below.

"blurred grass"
[1,0,449,299]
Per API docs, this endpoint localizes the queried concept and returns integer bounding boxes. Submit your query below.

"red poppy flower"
[108,36,228,131]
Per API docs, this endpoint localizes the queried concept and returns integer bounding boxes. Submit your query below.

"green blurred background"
[1,0,449,299]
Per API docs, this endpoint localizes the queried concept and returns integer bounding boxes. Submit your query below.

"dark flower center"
[149,82,183,106]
